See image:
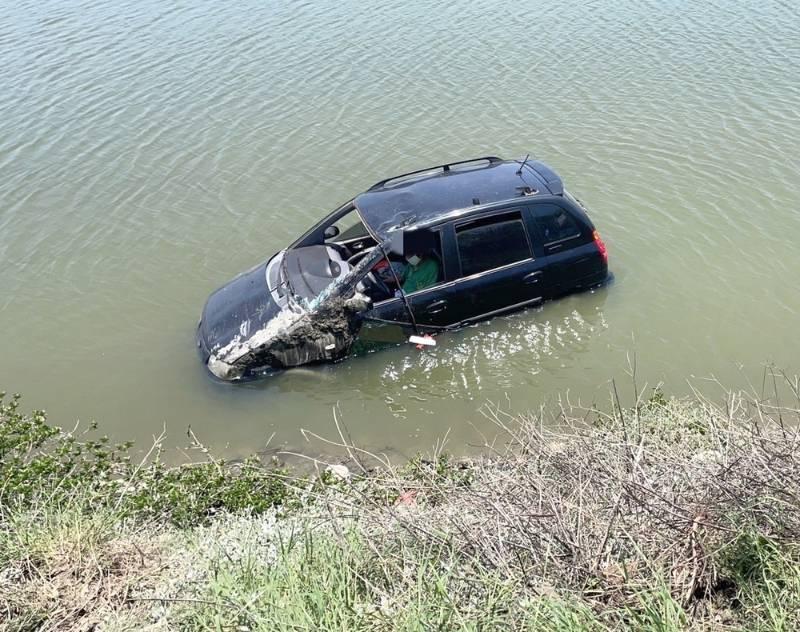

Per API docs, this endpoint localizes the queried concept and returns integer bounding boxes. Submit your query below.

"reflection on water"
[375,289,610,410]
[1,0,799,458]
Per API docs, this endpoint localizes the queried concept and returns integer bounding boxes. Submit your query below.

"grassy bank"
[2,384,800,631]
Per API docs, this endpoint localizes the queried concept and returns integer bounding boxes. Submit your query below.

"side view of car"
[197,155,609,381]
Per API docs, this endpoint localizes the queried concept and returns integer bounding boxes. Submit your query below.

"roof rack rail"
[367,156,503,191]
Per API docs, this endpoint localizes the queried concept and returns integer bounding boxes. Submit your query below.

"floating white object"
[409,335,436,347]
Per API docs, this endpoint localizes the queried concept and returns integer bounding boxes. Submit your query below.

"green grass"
[523,596,608,631]
[0,501,164,631]
[170,525,521,631]
[624,583,688,631]
[720,530,800,631]
[3,386,800,630]
[0,392,296,528]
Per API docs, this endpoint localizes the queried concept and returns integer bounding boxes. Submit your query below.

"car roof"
[354,156,564,239]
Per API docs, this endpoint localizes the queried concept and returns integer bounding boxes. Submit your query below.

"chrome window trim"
[371,257,535,307]
[543,233,582,248]
[407,193,564,233]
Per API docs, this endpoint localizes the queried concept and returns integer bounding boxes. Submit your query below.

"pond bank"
[2,385,799,630]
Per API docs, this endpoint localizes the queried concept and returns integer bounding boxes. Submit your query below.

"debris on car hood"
[207,245,386,381]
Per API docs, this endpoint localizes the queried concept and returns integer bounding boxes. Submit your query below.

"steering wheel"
[345,247,393,298]
[363,271,393,299]
[347,247,374,265]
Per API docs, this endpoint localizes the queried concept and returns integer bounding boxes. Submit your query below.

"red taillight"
[593,230,608,263]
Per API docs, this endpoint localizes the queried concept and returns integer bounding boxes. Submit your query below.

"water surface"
[2,0,799,458]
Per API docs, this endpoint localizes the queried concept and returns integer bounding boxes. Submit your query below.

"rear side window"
[456,211,531,277]
[534,206,585,251]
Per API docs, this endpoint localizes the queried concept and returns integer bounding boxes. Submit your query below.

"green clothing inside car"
[402,258,439,293]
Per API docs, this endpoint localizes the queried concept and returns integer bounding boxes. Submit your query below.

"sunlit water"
[2,0,799,459]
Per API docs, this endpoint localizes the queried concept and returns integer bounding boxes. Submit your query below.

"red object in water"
[593,229,608,263]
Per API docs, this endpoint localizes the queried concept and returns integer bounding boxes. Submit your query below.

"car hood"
[198,262,282,357]
[197,240,393,380]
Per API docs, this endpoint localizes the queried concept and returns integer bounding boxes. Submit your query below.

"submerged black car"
[197,155,609,380]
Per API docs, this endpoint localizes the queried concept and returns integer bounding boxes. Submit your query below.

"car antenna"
[515,153,530,176]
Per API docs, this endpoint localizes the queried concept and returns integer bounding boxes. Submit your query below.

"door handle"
[523,271,543,284]
[426,299,448,314]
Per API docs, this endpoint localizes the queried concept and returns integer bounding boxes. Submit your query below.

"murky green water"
[2,0,799,459]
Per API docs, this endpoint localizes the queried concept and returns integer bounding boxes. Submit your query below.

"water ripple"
[0,0,798,457]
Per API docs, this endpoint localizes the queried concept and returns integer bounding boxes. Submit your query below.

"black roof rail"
[367,156,503,191]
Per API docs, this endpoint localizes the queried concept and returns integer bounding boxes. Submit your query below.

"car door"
[366,209,549,331]
[360,274,459,340]
[528,203,597,294]
[440,208,548,324]
[364,227,457,331]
